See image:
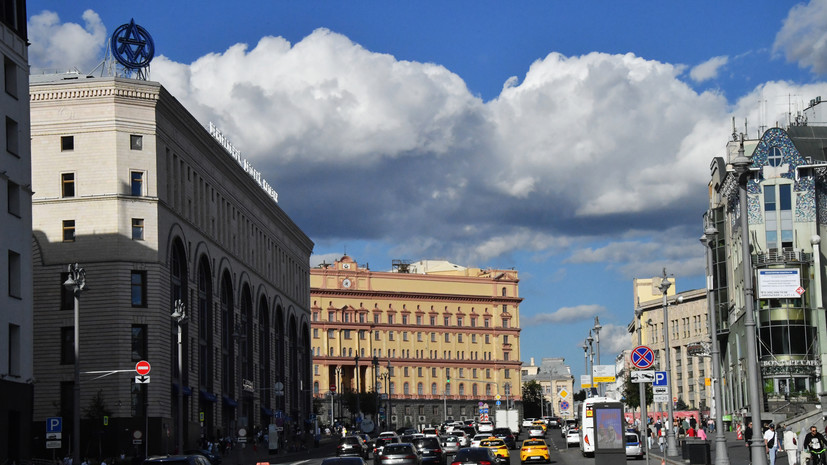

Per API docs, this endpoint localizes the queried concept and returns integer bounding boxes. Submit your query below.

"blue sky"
[26,0,827,386]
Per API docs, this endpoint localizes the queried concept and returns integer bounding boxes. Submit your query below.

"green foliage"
[674,397,689,411]
[622,375,652,410]
[573,390,586,402]
[522,380,544,418]
[83,389,112,422]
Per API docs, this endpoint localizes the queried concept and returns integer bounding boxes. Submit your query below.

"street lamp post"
[702,217,731,465]
[634,304,649,459]
[593,317,602,395]
[372,356,380,424]
[335,366,342,424]
[587,333,595,394]
[231,326,246,438]
[658,269,678,456]
[171,299,187,454]
[355,355,361,420]
[63,263,87,465]
[732,138,767,465]
[386,360,392,429]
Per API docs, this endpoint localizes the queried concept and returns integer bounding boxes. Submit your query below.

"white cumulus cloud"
[774,0,827,74]
[689,56,729,83]
[522,305,606,325]
[28,10,107,73]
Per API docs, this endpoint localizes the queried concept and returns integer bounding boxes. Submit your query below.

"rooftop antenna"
[731,117,737,141]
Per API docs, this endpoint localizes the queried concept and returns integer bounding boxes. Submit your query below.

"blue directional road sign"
[47,417,62,433]
[654,371,668,386]
[495,400,501,406]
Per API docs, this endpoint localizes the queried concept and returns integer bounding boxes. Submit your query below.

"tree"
[675,397,689,411]
[573,390,587,402]
[522,380,543,418]
[622,376,653,410]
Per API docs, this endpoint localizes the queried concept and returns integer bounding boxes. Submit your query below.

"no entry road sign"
[136,360,151,376]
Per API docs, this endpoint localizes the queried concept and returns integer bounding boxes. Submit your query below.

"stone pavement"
[647,430,801,465]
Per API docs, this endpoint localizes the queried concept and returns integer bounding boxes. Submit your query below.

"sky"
[25,0,827,388]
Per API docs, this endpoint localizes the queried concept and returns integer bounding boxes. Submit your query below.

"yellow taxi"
[532,419,548,432]
[520,438,551,464]
[480,437,510,464]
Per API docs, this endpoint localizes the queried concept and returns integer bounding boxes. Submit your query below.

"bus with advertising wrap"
[579,396,617,456]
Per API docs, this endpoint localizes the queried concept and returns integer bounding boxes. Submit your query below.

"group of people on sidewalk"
[744,422,827,465]
[640,416,711,452]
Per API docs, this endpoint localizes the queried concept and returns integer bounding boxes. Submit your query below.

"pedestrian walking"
[764,424,778,465]
[782,424,798,465]
[697,426,707,441]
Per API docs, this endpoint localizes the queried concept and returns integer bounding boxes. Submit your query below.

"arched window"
[445,383,451,395]
[472,384,478,396]
[486,384,492,395]
[431,383,438,395]
[459,384,465,396]
[390,382,395,395]
[418,383,424,395]
[314,382,319,394]
[404,382,410,395]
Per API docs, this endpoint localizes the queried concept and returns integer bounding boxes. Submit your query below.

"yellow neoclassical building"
[310,256,523,428]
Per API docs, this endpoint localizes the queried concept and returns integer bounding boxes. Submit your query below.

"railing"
[754,248,812,266]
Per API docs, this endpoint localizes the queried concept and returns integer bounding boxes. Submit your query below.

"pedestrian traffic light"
[447,373,451,383]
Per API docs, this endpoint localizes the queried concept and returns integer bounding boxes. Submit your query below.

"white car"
[422,428,439,438]
[454,430,471,447]
[522,418,536,428]
[625,432,644,459]
[478,421,494,434]
[471,434,490,448]
[565,429,580,447]
[528,425,545,438]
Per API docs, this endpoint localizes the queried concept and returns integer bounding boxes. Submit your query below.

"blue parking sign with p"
[654,371,667,386]
[47,417,62,433]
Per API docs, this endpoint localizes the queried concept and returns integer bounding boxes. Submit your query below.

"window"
[359,313,365,323]
[6,117,18,155]
[60,272,73,310]
[374,331,380,341]
[768,146,784,167]
[313,328,319,338]
[471,334,477,343]
[485,334,490,344]
[132,218,144,240]
[388,331,394,341]
[416,316,422,325]
[131,271,147,307]
[503,335,509,344]
[402,332,408,342]
[484,318,490,328]
[329,311,335,321]
[432,367,437,376]
[418,367,423,376]
[404,382,410,395]
[430,333,436,342]
[7,180,20,216]
[444,333,450,343]
[486,368,491,378]
[4,56,17,98]
[343,329,351,339]
[471,317,477,327]
[62,220,75,242]
[61,327,74,364]
[458,334,463,343]
[504,352,510,361]
[374,314,380,324]
[502,304,507,313]
[130,135,143,150]
[502,319,509,328]
[327,329,335,339]
[404,367,409,377]
[444,316,450,325]
[402,315,408,324]
[131,325,147,361]
[417,383,424,395]
[61,136,74,151]
[431,383,438,395]
[430,316,436,325]
[8,323,20,375]
[131,171,144,196]
[360,330,367,340]
[764,183,793,248]
[8,250,20,298]
[505,369,510,378]
[61,173,75,197]
[457,317,463,326]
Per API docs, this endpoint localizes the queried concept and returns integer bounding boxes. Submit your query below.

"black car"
[449,447,499,465]
[413,437,445,465]
[373,436,401,455]
[183,450,221,465]
[142,456,211,465]
[337,435,369,458]
[491,428,517,450]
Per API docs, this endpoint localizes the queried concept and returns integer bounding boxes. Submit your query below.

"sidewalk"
[220,436,338,465]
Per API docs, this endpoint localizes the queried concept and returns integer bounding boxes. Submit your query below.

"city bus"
[579,396,616,456]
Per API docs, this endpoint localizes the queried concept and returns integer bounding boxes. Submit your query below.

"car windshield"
[626,435,638,443]
[382,445,413,455]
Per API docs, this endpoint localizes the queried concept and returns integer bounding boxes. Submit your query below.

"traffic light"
[447,373,451,383]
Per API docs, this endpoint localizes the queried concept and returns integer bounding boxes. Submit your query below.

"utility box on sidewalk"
[686,440,711,465]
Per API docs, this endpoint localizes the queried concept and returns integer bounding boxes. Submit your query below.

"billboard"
[757,269,803,298]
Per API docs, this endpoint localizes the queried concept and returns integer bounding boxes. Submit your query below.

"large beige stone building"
[630,279,713,413]
[310,256,522,428]
[29,74,313,457]
[0,1,31,462]
[521,357,575,419]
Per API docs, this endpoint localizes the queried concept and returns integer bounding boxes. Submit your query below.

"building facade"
[707,111,827,416]
[30,75,313,457]
[310,257,522,428]
[521,357,575,419]
[630,280,714,413]
[0,1,31,462]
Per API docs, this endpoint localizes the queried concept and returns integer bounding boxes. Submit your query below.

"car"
[477,421,494,434]
[373,435,401,456]
[522,418,536,428]
[453,430,471,447]
[413,437,446,465]
[322,458,368,465]
[441,435,461,455]
[542,416,559,428]
[460,426,478,439]
[531,420,548,433]
[183,450,221,465]
[337,436,370,458]
[565,428,580,447]
[519,439,550,464]
[561,420,577,437]
[423,427,440,438]
[375,443,421,465]
[142,456,211,465]
[449,447,499,465]
[491,428,517,450]
[479,437,510,465]
[471,434,490,448]
[527,426,545,439]
[625,432,644,459]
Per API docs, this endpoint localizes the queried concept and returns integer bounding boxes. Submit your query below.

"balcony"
[754,248,812,266]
